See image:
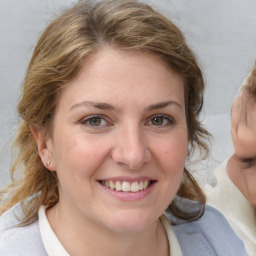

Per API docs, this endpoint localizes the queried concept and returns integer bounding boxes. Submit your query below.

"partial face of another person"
[43,47,188,233]
[230,89,256,208]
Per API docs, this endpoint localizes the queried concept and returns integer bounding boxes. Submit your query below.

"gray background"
[1,0,256,188]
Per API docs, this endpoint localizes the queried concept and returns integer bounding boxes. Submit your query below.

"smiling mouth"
[99,180,155,193]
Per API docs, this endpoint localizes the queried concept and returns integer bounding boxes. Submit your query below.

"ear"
[30,125,56,171]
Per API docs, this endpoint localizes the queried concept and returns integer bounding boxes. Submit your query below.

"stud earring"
[46,160,50,166]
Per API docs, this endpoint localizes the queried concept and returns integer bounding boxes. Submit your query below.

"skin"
[33,47,188,256]
[227,88,256,213]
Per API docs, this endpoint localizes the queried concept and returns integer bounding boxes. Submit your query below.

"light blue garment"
[165,203,248,256]
[0,198,248,256]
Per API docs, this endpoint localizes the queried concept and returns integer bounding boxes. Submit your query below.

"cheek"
[157,136,188,168]
[151,135,188,195]
[52,134,107,179]
[52,135,109,202]
[155,136,188,206]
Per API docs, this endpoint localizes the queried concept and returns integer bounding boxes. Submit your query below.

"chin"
[105,210,158,234]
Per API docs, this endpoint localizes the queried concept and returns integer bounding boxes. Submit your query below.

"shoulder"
[171,205,248,256]
[0,203,47,256]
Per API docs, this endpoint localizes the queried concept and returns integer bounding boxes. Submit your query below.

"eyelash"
[241,158,256,168]
[80,115,110,128]
[80,114,175,129]
[146,114,175,127]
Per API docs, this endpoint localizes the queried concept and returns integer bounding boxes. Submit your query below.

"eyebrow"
[69,100,182,112]
[70,101,117,111]
[146,101,182,111]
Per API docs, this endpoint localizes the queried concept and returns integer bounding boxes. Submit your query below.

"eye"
[81,115,108,127]
[148,115,174,127]
[240,158,256,169]
[151,116,165,126]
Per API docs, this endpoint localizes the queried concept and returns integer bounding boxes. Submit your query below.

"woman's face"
[44,47,188,233]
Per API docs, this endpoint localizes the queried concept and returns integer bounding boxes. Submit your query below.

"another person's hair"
[244,61,256,96]
[0,0,209,225]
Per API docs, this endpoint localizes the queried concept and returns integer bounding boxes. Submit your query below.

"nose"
[111,125,151,169]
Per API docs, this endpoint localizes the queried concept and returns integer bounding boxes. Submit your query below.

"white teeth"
[101,180,151,192]
[143,180,149,189]
[115,181,122,191]
[122,182,131,192]
[139,181,144,191]
[109,180,115,189]
[131,181,139,192]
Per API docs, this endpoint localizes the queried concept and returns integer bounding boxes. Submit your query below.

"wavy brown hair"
[0,0,209,225]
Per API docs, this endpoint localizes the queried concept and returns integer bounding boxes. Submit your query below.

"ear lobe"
[30,125,56,171]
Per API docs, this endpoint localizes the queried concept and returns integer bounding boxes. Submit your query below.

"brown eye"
[151,116,164,126]
[88,117,102,126]
[148,115,174,127]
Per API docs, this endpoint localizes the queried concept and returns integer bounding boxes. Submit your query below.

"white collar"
[160,214,183,256]
[38,205,180,256]
[38,205,70,256]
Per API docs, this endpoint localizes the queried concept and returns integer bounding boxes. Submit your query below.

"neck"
[46,203,169,256]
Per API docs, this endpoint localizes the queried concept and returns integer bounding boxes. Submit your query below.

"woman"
[0,0,247,255]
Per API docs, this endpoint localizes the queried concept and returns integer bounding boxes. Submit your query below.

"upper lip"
[97,176,156,182]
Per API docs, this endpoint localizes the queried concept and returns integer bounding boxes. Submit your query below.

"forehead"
[233,89,255,107]
[57,47,185,110]
[79,47,183,82]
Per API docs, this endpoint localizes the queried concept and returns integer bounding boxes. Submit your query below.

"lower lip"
[98,182,156,201]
